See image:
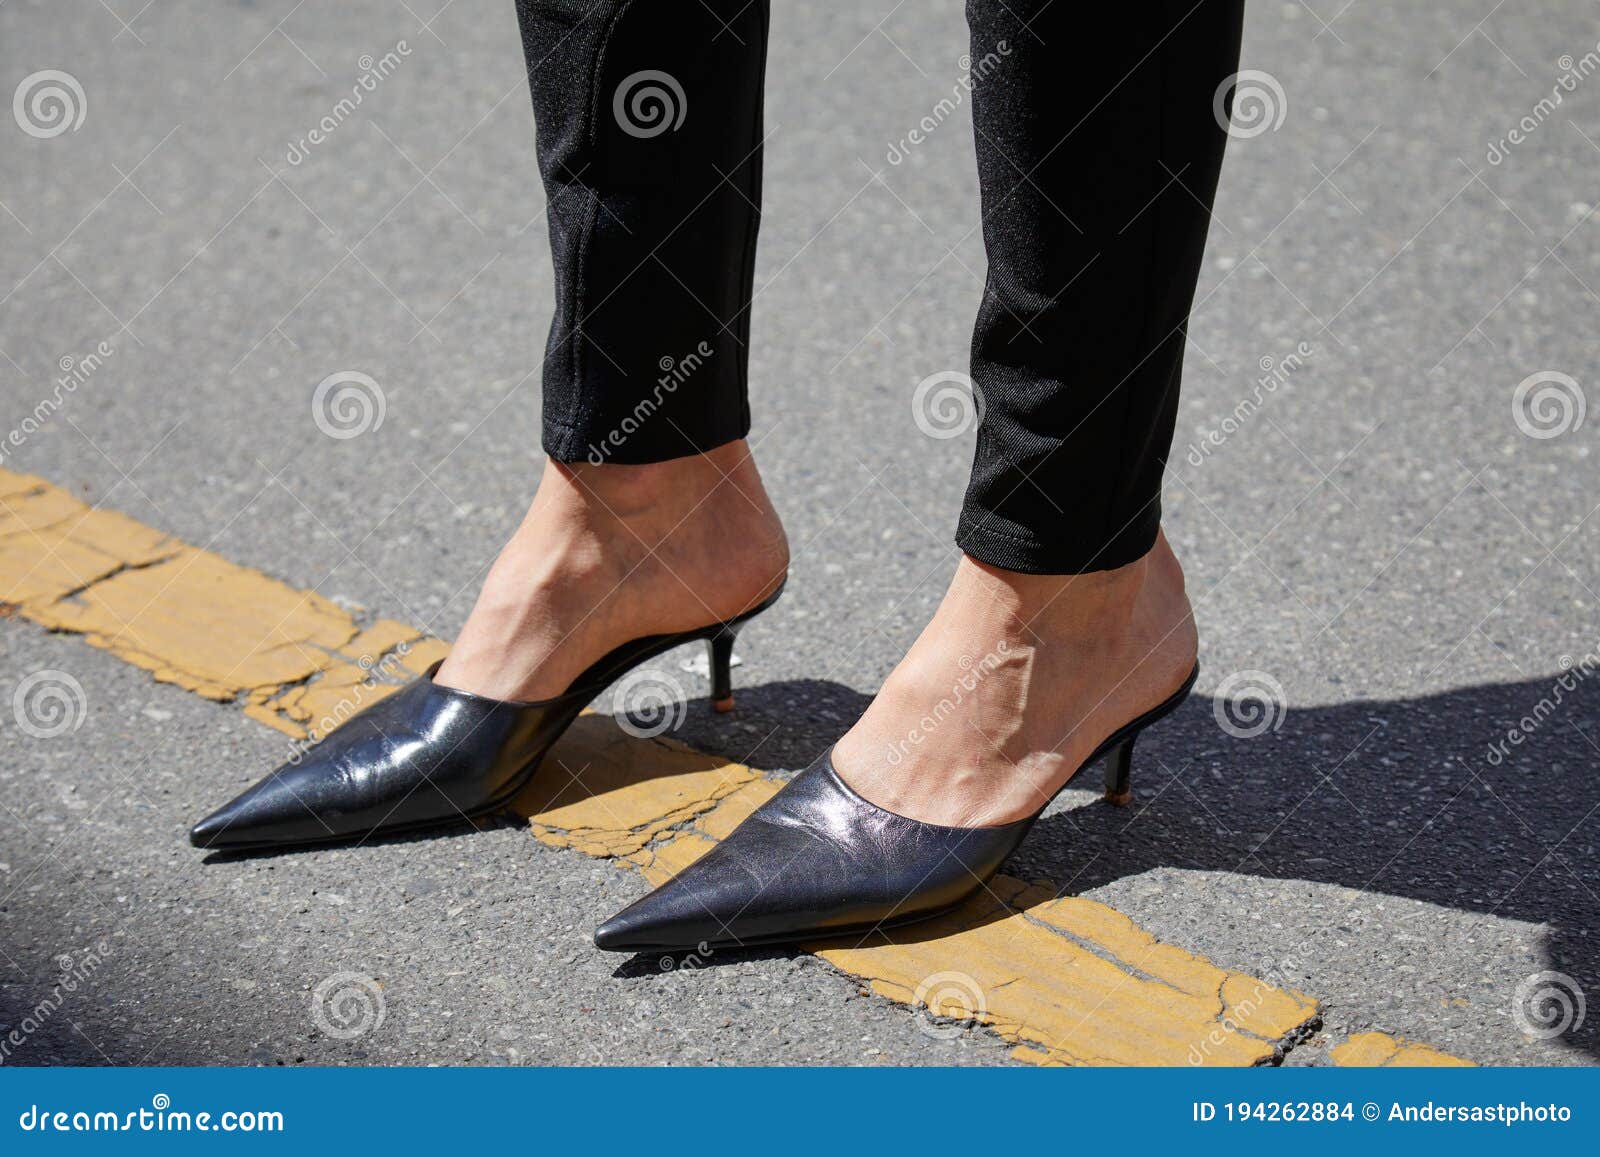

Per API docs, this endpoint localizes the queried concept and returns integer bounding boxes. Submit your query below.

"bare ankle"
[945,552,1150,651]
[544,440,760,507]
[983,530,1190,646]
[438,440,788,700]
[833,529,1196,826]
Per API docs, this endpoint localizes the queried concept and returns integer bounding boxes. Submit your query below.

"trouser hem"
[954,505,1161,575]
[542,416,751,466]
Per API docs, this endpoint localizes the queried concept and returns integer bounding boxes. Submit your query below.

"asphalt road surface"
[1,0,1597,1065]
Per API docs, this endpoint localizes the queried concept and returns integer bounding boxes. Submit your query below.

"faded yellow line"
[1329,1031,1475,1067]
[0,465,1470,1066]
[0,469,445,731]
[529,729,1319,1064]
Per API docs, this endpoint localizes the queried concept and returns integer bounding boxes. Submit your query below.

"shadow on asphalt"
[687,673,1600,1061]
[194,673,1598,1061]
[197,813,526,865]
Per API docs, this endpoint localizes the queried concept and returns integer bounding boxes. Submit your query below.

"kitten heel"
[1104,736,1136,806]
[708,628,739,714]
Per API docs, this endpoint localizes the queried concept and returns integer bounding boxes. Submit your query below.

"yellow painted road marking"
[0,469,445,731]
[0,465,1472,1066]
[530,740,1317,1064]
[1329,1031,1475,1067]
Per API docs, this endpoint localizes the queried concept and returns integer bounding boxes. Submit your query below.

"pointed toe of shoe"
[187,772,326,851]
[189,797,253,850]
[592,912,642,952]
[187,809,229,849]
[593,878,725,953]
[592,752,1035,953]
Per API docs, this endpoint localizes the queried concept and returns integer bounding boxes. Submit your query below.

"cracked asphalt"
[1,0,1598,1065]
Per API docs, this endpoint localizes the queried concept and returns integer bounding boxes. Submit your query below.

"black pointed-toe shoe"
[189,583,785,852]
[594,663,1198,952]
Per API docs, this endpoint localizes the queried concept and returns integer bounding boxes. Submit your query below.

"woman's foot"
[434,440,789,702]
[831,531,1197,827]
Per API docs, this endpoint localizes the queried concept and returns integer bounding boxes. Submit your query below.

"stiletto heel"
[1104,737,1135,806]
[596,662,1200,952]
[708,628,738,714]
[189,580,786,851]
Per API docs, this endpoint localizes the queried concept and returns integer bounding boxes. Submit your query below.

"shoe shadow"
[507,712,739,817]
[197,813,526,864]
[201,670,1599,1062]
[604,905,1021,979]
[631,674,1600,1061]
[667,677,875,771]
[1009,675,1600,1061]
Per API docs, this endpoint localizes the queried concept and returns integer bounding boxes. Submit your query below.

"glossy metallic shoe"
[594,663,1197,952]
[189,584,784,852]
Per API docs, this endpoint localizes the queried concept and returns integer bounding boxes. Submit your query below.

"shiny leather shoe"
[594,663,1198,952]
[189,583,785,852]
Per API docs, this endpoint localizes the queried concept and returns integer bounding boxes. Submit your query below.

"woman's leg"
[833,0,1245,825]
[437,1,786,701]
[957,0,1244,575]
[516,0,768,464]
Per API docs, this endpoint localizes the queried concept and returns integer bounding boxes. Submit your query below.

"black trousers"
[513,0,1245,574]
